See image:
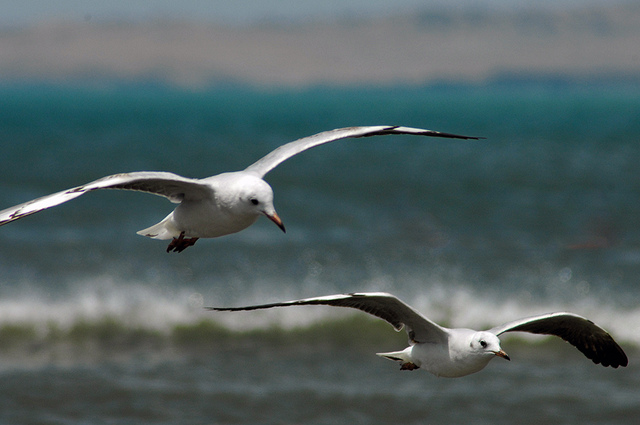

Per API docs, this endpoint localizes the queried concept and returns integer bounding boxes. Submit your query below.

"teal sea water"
[1,82,639,424]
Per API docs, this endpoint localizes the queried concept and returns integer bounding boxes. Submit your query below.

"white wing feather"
[244,126,481,177]
[0,171,212,226]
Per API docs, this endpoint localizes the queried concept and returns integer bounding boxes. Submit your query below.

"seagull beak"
[264,211,286,233]
[494,350,510,361]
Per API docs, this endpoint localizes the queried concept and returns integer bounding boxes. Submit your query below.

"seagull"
[208,292,628,378]
[0,126,480,252]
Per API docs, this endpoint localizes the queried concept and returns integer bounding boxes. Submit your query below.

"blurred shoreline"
[1,3,639,88]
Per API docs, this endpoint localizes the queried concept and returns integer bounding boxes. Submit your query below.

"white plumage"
[209,292,628,378]
[0,126,480,252]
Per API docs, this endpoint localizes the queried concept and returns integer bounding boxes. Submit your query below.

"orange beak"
[265,212,286,233]
[494,350,510,361]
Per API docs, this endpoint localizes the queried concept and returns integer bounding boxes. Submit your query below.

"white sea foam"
[1,275,637,347]
[0,276,206,336]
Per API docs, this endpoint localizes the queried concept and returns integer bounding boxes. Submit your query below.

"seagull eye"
[480,340,487,348]
[250,198,260,205]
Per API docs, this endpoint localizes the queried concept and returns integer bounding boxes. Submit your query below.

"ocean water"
[0,81,639,424]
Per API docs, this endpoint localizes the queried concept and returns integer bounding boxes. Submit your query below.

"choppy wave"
[1,83,639,369]
[1,276,638,356]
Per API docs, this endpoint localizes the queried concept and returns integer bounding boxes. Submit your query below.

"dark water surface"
[1,82,639,424]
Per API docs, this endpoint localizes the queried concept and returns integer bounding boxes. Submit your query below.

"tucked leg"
[400,362,420,371]
[166,232,199,253]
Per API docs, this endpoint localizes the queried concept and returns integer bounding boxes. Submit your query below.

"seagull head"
[237,176,286,233]
[470,332,510,361]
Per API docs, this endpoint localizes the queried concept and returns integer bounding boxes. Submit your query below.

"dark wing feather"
[489,312,628,368]
[208,292,449,344]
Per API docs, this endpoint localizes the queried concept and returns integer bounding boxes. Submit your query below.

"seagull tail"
[136,213,179,240]
[377,348,419,370]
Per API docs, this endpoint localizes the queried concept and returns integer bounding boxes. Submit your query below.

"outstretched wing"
[243,126,483,177]
[0,171,213,226]
[489,312,628,368]
[208,292,449,344]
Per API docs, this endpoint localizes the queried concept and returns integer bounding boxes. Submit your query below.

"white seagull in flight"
[0,126,480,252]
[208,292,628,378]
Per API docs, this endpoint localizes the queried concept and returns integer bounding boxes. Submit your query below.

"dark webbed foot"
[400,362,419,371]
[167,232,199,253]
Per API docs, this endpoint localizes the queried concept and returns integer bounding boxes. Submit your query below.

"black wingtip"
[434,132,486,140]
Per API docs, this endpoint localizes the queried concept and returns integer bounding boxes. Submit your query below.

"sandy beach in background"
[0,3,639,87]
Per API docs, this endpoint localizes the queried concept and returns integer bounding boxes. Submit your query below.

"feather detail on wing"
[243,126,482,177]
[489,312,628,368]
[0,171,212,226]
[208,292,449,345]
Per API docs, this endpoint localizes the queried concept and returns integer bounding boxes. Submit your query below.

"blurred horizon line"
[0,1,638,88]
